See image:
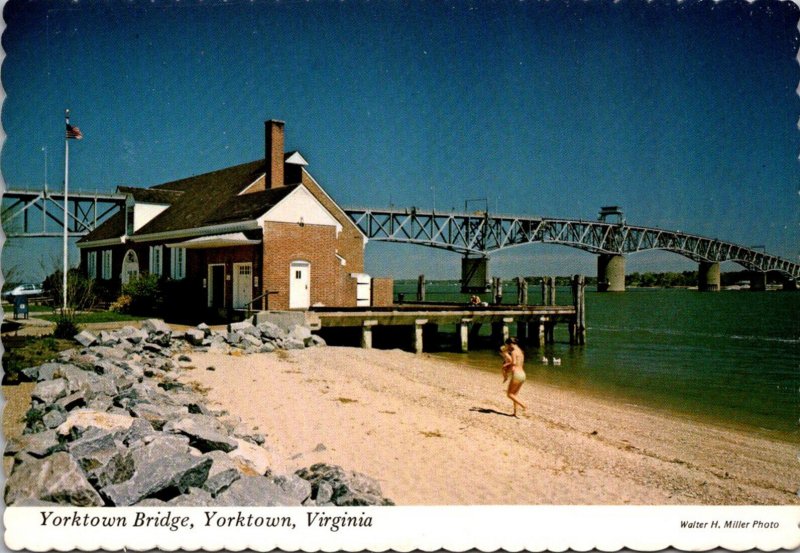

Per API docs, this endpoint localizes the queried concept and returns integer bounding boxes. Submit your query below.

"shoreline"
[432,350,799,446]
[177,346,800,506]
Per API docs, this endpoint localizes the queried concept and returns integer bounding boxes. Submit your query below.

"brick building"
[77,120,370,317]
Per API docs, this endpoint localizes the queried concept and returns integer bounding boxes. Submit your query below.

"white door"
[233,263,253,309]
[289,261,310,309]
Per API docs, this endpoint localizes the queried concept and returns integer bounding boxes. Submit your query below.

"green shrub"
[23,407,46,433]
[53,310,81,339]
[122,273,163,315]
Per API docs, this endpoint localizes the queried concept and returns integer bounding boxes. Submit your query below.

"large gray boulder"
[184,329,205,346]
[142,319,172,335]
[68,427,120,472]
[201,451,241,497]
[100,435,211,506]
[5,452,104,506]
[257,321,286,341]
[6,429,64,458]
[74,331,98,348]
[228,320,256,334]
[164,415,238,453]
[295,463,394,506]
[214,476,302,506]
[272,474,312,504]
[31,379,68,404]
[283,338,305,350]
[287,325,312,343]
[130,403,189,431]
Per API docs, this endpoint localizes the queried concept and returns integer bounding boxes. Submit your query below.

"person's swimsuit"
[511,368,526,384]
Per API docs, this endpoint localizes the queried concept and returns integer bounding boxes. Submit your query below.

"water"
[395,282,800,441]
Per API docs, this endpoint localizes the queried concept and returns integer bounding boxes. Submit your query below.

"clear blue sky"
[2,0,798,281]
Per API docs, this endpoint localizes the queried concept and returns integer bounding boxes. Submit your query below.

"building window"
[101,250,112,280]
[170,247,186,280]
[149,245,163,277]
[87,251,97,280]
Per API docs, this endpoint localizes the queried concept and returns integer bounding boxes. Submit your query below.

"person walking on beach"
[500,337,527,417]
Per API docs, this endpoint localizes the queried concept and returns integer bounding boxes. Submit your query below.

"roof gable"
[258,185,341,231]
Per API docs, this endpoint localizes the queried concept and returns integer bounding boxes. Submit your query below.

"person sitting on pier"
[469,294,481,306]
[500,337,527,417]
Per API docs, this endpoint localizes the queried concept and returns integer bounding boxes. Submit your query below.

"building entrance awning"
[166,232,261,249]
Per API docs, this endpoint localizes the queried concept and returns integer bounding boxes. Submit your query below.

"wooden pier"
[310,275,587,353]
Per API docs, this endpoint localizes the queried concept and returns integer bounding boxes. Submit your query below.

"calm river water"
[395,282,799,441]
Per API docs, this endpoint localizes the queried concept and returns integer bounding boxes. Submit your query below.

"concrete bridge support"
[597,254,625,292]
[698,262,721,292]
[750,272,767,291]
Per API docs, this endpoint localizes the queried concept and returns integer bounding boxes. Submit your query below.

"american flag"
[66,123,83,140]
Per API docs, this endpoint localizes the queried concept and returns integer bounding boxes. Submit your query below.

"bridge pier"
[597,254,625,292]
[783,279,798,291]
[749,272,767,291]
[698,262,720,292]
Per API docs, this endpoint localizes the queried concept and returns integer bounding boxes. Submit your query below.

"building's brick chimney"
[265,120,285,189]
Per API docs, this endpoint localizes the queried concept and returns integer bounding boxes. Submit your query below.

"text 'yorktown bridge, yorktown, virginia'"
[2,186,798,292]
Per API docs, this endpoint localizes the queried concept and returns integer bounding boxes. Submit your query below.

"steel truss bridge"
[345,208,800,279]
[2,188,797,280]
[1,188,125,238]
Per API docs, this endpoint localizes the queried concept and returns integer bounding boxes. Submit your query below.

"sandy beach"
[176,346,799,505]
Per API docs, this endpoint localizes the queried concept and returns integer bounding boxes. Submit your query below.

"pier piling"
[516,277,528,305]
[459,318,472,352]
[361,320,377,349]
[414,319,428,354]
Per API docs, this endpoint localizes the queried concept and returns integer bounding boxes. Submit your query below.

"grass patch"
[2,336,74,384]
[39,311,147,324]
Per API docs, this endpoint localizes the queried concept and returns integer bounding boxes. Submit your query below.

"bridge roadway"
[345,207,800,291]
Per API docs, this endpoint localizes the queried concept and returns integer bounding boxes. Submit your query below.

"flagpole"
[63,110,69,311]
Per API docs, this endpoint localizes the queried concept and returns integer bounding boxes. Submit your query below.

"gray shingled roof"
[80,159,299,243]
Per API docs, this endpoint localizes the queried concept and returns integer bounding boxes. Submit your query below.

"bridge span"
[345,207,800,291]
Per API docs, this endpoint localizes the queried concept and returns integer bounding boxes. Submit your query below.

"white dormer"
[125,194,170,234]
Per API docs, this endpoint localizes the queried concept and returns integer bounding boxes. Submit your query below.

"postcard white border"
[3,505,799,551]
